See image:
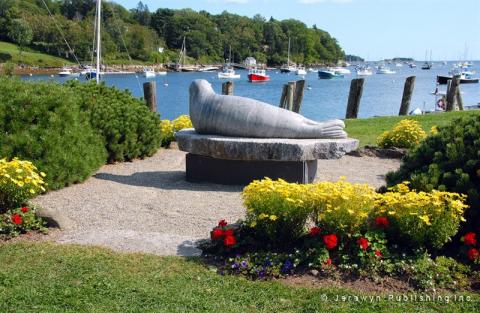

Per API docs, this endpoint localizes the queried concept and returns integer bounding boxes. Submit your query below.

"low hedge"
[66,81,162,162]
[0,78,106,189]
[386,115,480,234]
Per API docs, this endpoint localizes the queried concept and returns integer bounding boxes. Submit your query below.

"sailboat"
[280,37,297,73]
[176,37,197,72]
[421,50,432,70]
[218,46,240,79]
[85,0,102,81]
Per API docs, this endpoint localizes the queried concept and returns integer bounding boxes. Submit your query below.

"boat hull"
[318,71,343,79]
[437,75,479,85]
[248,73,270,82]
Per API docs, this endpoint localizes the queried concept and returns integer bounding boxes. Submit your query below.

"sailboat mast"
[96,0,101,83]
[287,37,290,66]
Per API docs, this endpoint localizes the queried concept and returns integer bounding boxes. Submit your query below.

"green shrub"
[0,78,107,189]
[66,81,162,162]
[386,115,480,234]
[377,119,426,149]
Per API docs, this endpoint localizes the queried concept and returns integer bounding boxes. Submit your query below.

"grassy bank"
[0,41,72,67]
[345,110,480,147]
[0,242,477,312]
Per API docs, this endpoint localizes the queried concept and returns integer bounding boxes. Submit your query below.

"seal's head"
[189,79,215,105]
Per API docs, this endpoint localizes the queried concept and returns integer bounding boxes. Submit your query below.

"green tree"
[7,19,33,54]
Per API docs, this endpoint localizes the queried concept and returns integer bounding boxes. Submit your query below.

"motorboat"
[437,69,479,84]
[332,67,351,75]
[198,66,218,72]
[58,67,79,77]
[376,65,396,74]
[296,67,307,75]
[218,67,240,79]
[318,69,344,79]
[157,71,167,76]
[421,62,432,70]
[356,66,373,76]
[248,68,270,82]
[143,68,156,78]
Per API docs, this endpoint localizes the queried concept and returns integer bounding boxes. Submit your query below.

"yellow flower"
[269,215,278,221]
[419,215,431,226]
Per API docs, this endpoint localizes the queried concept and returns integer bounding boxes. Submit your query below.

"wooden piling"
[292,79,305,113]
[399,76,416,115]
[345,78,364,119]
[446,77,460,111]
[279,84,288,109]
[286,81,296,111]
[143,81,157,112]
[455,88,464,111]
[222,81,234,95]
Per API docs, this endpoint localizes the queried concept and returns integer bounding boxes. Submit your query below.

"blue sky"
[115,0,480,61]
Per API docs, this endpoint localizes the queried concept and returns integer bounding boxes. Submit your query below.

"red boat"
[248,68,270,82]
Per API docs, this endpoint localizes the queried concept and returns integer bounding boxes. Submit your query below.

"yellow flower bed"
[160,115,193,146]
[377,119,427,149]
[305,179,376,234]
[374,182,468,249]
[0,158,46,212]
[242,178,467,249]
[172,115,193,132]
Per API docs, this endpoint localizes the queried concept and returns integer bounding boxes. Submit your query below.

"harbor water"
[24,62,480,121]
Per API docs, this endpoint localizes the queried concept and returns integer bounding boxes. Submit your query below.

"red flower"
[224,235,237,247]
[309,226,321,237]
[357,237,369,250]
[21,207,29,213]
[326,258,332,265]
[375,217,389,228]
[210,228,224,241]
[467,248,480,261]
[11,214,22,225]
[374,250,382,257]
[218,219,228,227]
[323,234,338,250]
[463,232,477,246]
[224,228,234,236]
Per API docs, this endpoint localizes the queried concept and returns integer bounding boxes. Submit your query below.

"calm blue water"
[23,62,480,121]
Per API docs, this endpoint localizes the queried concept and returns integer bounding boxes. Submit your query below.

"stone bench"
[176,129,359,185]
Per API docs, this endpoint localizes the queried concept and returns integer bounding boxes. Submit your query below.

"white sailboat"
[85,0,102,82]
[280,37,297,73]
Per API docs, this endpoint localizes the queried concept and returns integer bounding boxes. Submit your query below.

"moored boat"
[248,68,270,82]
[296,67,307,75]
[58,67,79,77]
[376,65,396,74]
[218,67,241,79]
[318,69,344,79]
[437,72,479,85]
[143,68,156,78]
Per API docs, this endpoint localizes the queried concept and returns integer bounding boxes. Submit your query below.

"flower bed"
[200,178,475,291]
[0,158,46,237]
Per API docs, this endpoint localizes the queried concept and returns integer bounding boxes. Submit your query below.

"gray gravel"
[33,149,400,256]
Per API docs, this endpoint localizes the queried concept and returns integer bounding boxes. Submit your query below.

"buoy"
[163,83,169,87]
[29,73,33,77]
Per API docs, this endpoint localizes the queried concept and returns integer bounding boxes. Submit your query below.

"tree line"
[0,0,345,65]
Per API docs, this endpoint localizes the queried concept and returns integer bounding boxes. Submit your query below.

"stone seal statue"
[189,79,347,139]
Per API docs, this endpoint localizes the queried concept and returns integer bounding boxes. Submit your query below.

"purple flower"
[281,260,293,274]
[240,260,248,268]
[232,262,239,269]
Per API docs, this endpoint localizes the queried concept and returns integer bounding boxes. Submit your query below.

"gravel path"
[33,149,400,256]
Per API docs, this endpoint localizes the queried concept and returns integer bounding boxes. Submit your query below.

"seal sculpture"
[189,79,347,139]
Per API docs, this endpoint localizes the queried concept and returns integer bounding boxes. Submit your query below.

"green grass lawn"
[345,110,480,147]
[0,41,71,67]
[0,242,477,312]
